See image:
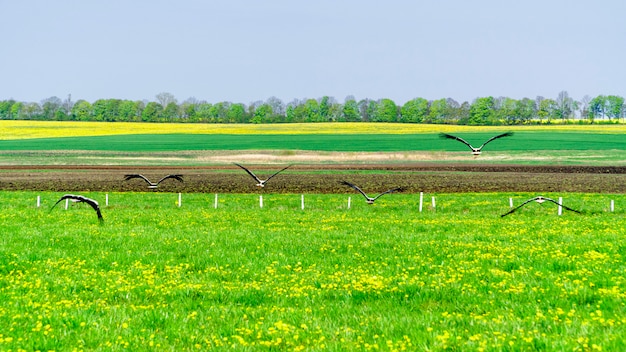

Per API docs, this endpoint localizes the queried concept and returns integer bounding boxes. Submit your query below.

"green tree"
[227,103,247,123]
[302,99,321,122]
[0,100,15,119]
[162,102,180,121]
[195,102,213,122]
[252,104,272,123]
[319,96,331,120]
[427,98,447,123]
[119,100,143,122]
[142,102,163,122]
[342,97,360,122]
[516,98,536,124]
[495,97,518,124]
[358,99,377,122]
[588,95,606,121]
[605,95,624,120]
[285,103,297,123]
[401,97,429,123]
[374,99,397,122]
[71,100,93,121]
[537,98,556,123]
[10,101,23,120]
[209,102,230,122]
[469,97,495,125]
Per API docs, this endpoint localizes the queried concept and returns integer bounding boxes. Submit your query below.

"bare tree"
[265,96,285,116]
[41,96,63,119]
[63,94,73,115]
[155,92,177,107]
[555,90,575,119]
[579,95,591,120]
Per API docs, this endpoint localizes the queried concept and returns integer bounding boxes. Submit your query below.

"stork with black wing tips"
[440,132,513,155]
[501,196,582,217]
[50,194,104,223]
[124,174,183,189]
[341,180,403,204]
[235,163,291,188]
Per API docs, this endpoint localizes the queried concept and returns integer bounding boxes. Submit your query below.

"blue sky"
[1,0,624,105]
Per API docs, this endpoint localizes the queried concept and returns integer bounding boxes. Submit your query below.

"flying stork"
[234,163,291,187]
[50,194,104,223]
[501,196,582,217]
[124,174,183,189]
[341,180,404,204]
[440,132,513,155]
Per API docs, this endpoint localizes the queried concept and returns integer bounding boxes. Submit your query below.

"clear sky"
[1,0,624,105]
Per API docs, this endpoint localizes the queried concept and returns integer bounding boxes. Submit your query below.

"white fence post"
[36,195,41,208]
[558,197,563,216]
[260,195,263,208]
[347,196,351,209]
[65,198,69,210]
[106,193,109,206]
[419,192,424,212]
[432,196,436,211]
[509,197,514,208]
[301,194,305,210]
[178,193,182,207]
[214,194,218,209]
[610,199,615,212]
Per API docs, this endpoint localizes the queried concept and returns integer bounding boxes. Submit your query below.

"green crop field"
[1,191,625,350]
[1,121,625,165]
[0,132,625,152]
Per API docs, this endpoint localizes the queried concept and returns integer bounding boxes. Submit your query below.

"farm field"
[0,121,625,167]
[1,191,626,351]
[1,121,625,350]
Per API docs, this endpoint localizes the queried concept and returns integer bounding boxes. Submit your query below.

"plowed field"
[1,164,625,193]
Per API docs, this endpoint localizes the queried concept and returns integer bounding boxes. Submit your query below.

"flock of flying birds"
[49,132,582,223]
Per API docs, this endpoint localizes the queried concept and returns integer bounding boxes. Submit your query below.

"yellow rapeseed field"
[0,120,624,140]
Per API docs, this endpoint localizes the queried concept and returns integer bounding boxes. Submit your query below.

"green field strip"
[0,132,624,152]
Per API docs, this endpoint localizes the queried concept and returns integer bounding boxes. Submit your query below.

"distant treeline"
[0,91,624,125]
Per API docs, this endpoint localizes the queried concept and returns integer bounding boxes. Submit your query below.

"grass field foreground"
[1,191,625,350]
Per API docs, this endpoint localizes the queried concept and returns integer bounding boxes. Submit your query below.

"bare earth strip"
[1,163,625,194]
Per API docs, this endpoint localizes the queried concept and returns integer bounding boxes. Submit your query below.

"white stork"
[124,174,183,188]
[50,194,103,223]
[501,196,582,217]
[234,163,291,187]
[440,132,513,155]
[341,180,403,204]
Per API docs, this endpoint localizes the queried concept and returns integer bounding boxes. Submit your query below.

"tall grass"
[1,191,625,350]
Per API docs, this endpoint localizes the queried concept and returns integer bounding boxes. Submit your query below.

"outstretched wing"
[542,197,582,214]
[50,194,103,223]
[372,187,404,201]
[264,165,291,183]
[500,197,538,217]
[124,174,152,184]
[341,181,370,200]
[234,163,262,183]
[157,174,184,184]
[50,194,76,211]
[478,132,514,149]
[439,133,474,151]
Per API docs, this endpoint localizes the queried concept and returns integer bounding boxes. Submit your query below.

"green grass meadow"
[1,191,626,350]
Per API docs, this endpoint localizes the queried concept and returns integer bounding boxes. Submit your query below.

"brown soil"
[1,164,625,193]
